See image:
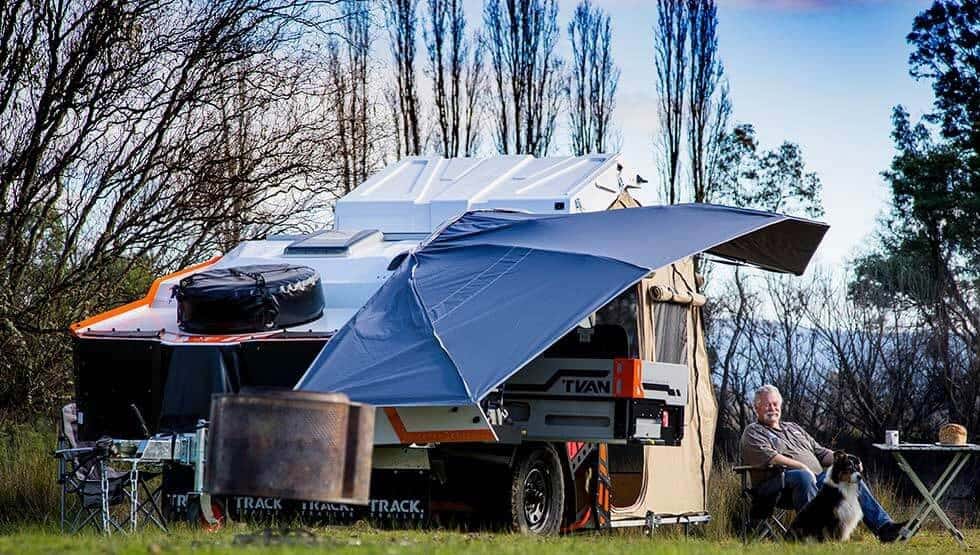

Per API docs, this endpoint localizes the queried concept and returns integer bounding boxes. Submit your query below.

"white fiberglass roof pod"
[333,155,637,234]
[71,154,636,342]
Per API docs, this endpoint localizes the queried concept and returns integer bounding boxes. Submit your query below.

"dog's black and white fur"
[789,451,864,542]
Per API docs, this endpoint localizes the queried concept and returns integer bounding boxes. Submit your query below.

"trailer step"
[609,511,711,529]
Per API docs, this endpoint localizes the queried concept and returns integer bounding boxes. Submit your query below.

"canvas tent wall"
[610,257,715,518]
[602,190,712,517]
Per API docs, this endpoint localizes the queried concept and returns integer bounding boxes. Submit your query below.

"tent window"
[594,287,639,359]
[653,303,688,364]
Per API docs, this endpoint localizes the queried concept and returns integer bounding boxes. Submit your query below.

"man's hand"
[770,453,814,478]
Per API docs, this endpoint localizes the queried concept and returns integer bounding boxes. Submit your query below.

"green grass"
[1,420,972,552]
[0,524,975,554]
[0,420,60,526]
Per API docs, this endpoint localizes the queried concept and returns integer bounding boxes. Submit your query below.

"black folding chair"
[55,403,168,533]
[55,404,130,533]
[733,464,793,541]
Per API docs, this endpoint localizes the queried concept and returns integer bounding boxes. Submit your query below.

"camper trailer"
[70,154,825,534]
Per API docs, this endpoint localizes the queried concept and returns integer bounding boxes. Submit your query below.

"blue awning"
[296,204,828,406]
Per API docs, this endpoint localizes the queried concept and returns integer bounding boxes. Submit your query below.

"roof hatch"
[284,229,381,256]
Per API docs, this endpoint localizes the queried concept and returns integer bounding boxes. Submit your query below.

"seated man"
[740,384,905,542]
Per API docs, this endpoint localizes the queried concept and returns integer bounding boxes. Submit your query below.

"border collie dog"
[789,451,864,542]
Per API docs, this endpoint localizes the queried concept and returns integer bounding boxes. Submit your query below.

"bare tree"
[384,0,422,158]
[462,34,487,156]
[808,278,944,443]
[567,0,619,156]
[383,86,404,162]
[703,83,732,202]
[483,0,564,156]
[686,0,728,203]
[0,0,353,416]
[706,266,759,460]
[330,0,377,194]
[750,275,828,430]
[654,0,688,204]
[424,0,485,157]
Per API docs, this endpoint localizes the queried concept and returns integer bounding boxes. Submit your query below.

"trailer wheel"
[510,445,565,535]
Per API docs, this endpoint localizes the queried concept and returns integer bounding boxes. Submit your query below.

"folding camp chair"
[733,464,792,541]
[54,403,168,533]
[55,404,131,533]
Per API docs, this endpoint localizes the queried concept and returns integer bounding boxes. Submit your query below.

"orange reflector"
[613,358,644,398]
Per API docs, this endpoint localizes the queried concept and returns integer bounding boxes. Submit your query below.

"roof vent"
[285,229,381,256]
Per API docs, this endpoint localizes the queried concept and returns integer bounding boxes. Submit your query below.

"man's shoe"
[877,521,908,543]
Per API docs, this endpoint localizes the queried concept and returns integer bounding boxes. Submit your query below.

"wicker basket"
[938,423,968,445]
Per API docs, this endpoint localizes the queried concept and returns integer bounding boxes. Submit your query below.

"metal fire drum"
[205,390,374,504]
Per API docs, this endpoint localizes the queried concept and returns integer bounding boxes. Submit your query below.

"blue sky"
[588,0,936,268]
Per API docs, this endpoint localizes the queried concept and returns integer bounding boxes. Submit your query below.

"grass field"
[3,420,974,553]
[0,523,975,555]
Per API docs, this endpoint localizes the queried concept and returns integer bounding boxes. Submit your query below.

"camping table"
[873,443,980,547]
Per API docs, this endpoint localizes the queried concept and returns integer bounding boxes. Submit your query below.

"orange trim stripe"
[383,407,496,443]
[70,256,222,334]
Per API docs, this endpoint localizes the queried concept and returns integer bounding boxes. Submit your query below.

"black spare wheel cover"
[174,264,324,334]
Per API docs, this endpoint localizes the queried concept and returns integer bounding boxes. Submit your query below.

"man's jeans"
[783,468,892,532]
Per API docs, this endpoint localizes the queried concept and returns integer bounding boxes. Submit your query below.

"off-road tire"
[510,445,565,535]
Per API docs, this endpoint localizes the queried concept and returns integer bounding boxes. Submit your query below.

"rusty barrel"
[205,390,374,504]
